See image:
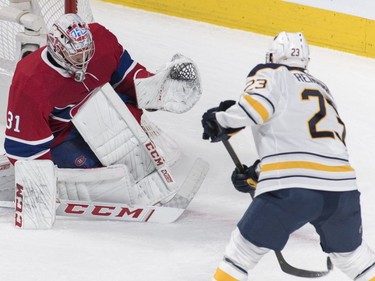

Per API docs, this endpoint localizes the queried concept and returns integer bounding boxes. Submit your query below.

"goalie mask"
[266,32,310,69]
[47,13,95,82]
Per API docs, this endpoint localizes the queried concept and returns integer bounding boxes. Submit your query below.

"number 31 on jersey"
[6,111,21,133]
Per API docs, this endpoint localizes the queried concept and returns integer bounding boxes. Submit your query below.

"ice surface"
[1,0,375,280]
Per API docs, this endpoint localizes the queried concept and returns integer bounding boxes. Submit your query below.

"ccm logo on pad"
[15,183,23,228]
[62,203,155,222]
[145,141,164,166]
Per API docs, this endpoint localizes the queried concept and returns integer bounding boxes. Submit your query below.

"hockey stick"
[222,139,333,278]
[0,198,185,223]
[222,140,254,198]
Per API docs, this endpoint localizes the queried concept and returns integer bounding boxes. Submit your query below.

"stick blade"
[275,251,333,278]
[163,158,209,208]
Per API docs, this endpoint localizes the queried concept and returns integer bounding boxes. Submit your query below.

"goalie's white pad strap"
[135,53,202,113]
[14,160,56,229]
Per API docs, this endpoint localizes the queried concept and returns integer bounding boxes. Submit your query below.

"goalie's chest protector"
[250,66,357,195]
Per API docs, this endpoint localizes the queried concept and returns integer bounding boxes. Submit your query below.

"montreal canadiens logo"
[68,23,88,41]
[75,155,87,167]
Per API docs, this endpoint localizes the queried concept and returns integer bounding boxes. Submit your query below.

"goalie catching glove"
[135,54,201,113]
[201,100,244,142]
[231,159,260,194]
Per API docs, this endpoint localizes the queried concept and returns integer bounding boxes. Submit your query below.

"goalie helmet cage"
[0,0,94,74]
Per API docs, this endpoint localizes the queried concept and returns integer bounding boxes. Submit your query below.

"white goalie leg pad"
[0,155,15,202]
[57,165,153,206]
[72,83,178,197]
[135,53,202,113]
[57,165,172,206]
[329,242,375,280]
[14,160,57,229]
[72,86,154,182]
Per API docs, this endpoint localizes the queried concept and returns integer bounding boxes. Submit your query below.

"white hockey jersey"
[216,63,357,196]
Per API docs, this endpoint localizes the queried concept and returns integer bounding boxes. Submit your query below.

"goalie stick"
[0,158,209,224]
[222,139,333,278]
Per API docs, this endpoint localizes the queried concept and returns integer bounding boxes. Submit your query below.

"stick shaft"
[222,140,244,172]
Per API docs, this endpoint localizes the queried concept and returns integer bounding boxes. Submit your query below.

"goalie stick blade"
[55,200,185,223]
[275,251,333,278]
[162,158,209,209]
[1,200,186,224]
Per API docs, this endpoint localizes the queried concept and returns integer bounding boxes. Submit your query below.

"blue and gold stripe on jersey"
[256,151,357,193]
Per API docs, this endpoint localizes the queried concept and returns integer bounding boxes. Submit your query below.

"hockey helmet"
[266,32,310,69]
[47,13,95,82]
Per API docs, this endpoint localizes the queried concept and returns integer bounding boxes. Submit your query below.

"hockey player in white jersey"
[202,32,375,281]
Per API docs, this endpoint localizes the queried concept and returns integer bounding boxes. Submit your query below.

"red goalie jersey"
[4,22,152,165]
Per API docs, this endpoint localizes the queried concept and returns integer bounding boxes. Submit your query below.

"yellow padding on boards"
[103,0,375,58]
[213,268,239,281]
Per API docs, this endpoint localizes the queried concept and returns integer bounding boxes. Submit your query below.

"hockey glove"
[201,100,244,142]
[231,160,260,193]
